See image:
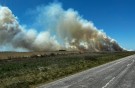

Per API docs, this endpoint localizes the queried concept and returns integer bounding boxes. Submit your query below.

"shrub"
[6,81,29,88]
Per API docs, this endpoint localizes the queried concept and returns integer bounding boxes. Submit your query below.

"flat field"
[0,51,135,88]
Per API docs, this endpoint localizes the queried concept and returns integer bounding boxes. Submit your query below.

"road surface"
[38,55,135,88]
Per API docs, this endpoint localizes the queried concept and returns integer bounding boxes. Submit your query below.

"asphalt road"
[38,55,135,88]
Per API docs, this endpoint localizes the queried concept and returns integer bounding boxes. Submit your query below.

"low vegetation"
[0,51,135,88]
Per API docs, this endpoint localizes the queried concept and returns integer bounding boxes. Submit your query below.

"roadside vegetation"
[0,51,135,88]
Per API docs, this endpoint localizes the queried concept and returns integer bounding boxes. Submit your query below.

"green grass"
[0,51,135,88]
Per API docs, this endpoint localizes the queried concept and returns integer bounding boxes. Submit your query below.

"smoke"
[0,6,60,51]
[0,3,123,52]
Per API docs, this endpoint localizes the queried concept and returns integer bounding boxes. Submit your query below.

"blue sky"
[0,0,135,50]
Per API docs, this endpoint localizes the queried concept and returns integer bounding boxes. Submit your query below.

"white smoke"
[0,3,123,51]
[0,6,61,51]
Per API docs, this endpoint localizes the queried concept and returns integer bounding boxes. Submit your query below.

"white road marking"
[127,64,131,67]
[127,59,134,67]
[102,77,115,88]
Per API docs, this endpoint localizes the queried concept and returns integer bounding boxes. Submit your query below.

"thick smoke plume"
[0,3,123,52]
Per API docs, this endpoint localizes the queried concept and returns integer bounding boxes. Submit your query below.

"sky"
[0,0,135,50]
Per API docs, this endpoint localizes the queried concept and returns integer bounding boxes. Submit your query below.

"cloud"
[0,3,123,51]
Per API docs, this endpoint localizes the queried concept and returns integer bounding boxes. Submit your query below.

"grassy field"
[0,51,135,88]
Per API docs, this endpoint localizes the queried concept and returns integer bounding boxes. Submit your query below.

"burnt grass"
[0,51,135,88]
